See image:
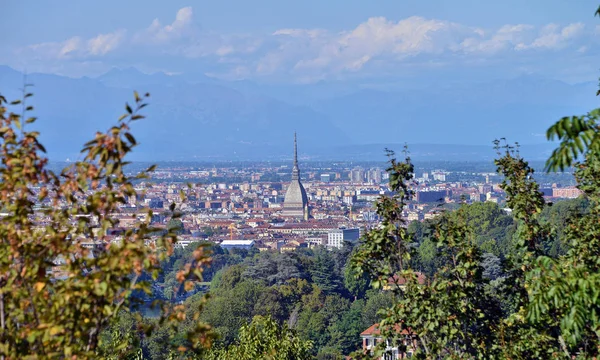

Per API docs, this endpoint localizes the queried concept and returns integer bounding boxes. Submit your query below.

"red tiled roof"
[360,323,411,337]
[387,272,427,286]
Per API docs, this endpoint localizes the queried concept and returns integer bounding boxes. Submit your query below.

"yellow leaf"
[49,326,63,336]
[35,282,46,292]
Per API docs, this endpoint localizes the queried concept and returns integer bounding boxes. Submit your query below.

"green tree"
[199,280,264,345]
[311,248,343,294]
[361,290,394,330]
[540,197,590,257]
[254,286,289,324]
[350,144,553,358]
[328,299,365,354]
[0,91,213,358]
[343,262,370,299]
[205,315,313,360]
[167,218,184,235]
[348,33,600,356]
[96,311,143,359]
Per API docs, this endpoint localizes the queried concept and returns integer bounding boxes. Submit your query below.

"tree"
[167,218,184,235]
[244,252,306,286]
[493,141,577,358]
[361,290,394,329]
[254,287,288,324]
[204,315,313,360]
[0,91,213,358]
[350,143,558,358]
[199,280,264,345]
[348,21,600,355]
[343,262,370,299]
[310,248,343,294]
[327,299,365,354]
[96,310,143,359]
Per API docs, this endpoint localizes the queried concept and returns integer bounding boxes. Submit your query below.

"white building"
[220,239,255,250]
[432,171,446,182]
[327,228,360,249]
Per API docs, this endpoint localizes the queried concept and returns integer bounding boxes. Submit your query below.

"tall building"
[350,167,364,183]
[367,168,382,184]
[283,133,309,220]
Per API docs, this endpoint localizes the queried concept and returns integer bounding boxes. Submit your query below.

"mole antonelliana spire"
[292,132,299,179]
[283,132,309,221]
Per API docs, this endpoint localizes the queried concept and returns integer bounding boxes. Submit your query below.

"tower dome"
[283,133,309,221]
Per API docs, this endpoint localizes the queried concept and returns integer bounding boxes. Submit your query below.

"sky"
[2,0,599,84]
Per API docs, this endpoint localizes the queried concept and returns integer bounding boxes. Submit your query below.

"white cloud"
[462,24,534,53]
[523,23,585,50]
[137,7,195,44]
[273,28,327,38]
[215,46,234,56]
[60,37,83,58]
[10,7,599,82]
[87,30,126,55]
[259,17,595,79]
[23,30,124,60]
[287,16,468,74]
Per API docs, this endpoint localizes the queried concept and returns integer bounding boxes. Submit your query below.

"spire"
[294,132,298,167]
[292,132,299,180]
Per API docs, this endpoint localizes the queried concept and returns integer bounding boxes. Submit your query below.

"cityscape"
[36,133,580,254]
[2,0,600,359]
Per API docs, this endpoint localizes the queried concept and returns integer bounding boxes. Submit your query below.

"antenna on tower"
[294,132,298,167]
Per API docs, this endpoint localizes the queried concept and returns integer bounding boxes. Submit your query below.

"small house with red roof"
[360,323,416,359]
[383,272,427,291]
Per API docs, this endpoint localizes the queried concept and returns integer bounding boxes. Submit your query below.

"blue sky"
[2,0,599,83]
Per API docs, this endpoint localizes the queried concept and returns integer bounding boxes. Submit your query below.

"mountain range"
[0,65,597,161]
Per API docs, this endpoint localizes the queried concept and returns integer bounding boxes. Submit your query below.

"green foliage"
[328,299,366,354]
[494,140,547,262]
[204,315,313,360]
[351,127,600,357]
[521,121,600,356]
[361,290,393,329]
[545,109,600,172]
[199,279,264,344]
[97,311,143,359]
[343,261,370,299]
[310,248,343,294]
[350,148,415,290]
[168,247,382,356]
[167,218,184,235]
[352,150,505,358]
[0,91,213,358]
[540,198,590,257]
[244,251,307,286]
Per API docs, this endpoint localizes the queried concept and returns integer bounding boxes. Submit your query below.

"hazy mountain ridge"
[0,66,346,160]
[313,78,598,145]
[0,65,595,161]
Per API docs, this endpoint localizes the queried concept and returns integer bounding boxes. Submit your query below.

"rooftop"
[220,240,255,246]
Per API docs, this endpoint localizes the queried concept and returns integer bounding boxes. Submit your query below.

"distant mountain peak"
[97,66,148,78]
